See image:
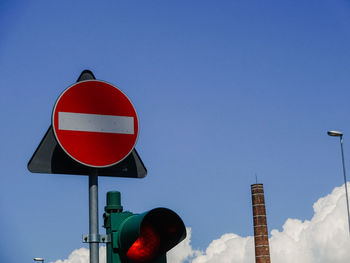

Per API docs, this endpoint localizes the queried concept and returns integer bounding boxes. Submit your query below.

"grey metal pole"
[89,169,99,263]
[339,136,350,236]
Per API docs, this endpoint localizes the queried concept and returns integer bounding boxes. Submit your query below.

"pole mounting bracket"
[82,234,111,243]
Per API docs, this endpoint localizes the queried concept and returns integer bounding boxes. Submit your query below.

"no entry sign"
[52,80,139,168]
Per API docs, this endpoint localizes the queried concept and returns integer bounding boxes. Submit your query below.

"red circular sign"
[52,80,139,168]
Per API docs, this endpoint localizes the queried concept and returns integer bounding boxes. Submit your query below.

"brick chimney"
[251,184,271,263]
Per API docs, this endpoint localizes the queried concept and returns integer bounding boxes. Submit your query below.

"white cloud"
[52,247,106,263]
[269,184,350,263]
[191,234,254,263]
[52,184,350,263]
[167,227,201,263]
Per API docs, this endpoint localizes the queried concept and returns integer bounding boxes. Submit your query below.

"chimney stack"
[251,184,271,263]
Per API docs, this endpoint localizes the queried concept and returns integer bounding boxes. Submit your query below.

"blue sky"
[1,1,350,262]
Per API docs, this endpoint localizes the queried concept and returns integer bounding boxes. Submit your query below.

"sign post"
[51,72,139,263]
[89,168,99,263]
[28,70,147,263]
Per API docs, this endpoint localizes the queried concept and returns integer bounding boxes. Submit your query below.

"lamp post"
[34,258,44,263]
[328,130,350,235]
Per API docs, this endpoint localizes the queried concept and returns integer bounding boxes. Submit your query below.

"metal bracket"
[82,234,111,243]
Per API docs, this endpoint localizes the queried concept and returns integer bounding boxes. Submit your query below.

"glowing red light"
[126,223,161,262]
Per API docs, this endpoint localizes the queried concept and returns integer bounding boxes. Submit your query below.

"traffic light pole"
[89,169,99,263]
[104,191,124,263]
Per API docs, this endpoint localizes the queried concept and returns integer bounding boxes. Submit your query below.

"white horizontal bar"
[58,112,134,134]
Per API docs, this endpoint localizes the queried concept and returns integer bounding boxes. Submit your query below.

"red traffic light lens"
[126,223,161,262]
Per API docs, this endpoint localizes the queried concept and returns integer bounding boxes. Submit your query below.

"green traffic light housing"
[104,191,186,263]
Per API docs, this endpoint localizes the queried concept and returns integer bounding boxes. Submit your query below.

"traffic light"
[104,191,186,263]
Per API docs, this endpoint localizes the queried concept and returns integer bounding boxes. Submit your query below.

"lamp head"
[328,130,343,137]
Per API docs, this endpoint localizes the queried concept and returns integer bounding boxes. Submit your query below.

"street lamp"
[33,258,44,263]
[328,130,350,235]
